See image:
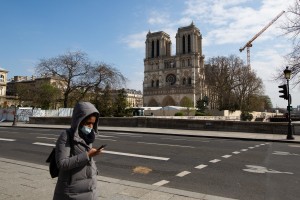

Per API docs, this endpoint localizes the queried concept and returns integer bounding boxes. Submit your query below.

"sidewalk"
[0,122,299,200]
[0,158,235,200]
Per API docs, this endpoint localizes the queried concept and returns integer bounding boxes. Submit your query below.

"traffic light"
[278,84,288,100]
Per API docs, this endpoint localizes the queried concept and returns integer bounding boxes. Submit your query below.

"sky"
[0,0,298,109]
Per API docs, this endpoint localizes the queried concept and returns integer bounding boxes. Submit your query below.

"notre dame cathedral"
[143,22,206,107]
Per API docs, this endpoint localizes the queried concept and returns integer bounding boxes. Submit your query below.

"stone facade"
[143,23,206,107]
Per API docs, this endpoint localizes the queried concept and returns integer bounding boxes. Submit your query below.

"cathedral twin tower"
[143,23,206,107]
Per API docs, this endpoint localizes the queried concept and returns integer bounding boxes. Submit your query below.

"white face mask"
[81,126,93,135]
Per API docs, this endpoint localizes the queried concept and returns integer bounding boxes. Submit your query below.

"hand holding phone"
[97,144,107,150]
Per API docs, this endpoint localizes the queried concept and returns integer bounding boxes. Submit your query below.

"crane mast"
[239,11,285,68]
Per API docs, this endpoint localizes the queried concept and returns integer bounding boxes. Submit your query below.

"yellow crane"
[239,10,285,68]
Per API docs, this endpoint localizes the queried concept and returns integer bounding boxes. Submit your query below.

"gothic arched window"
[156,40,160,57]
[151,41,154,58]
[182,35,186,54]
[188,77,192,85]
[188,35,191,53]
[156,80,159,87]
[151,80,154,87]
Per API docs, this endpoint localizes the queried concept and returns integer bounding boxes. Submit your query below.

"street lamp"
[12,105,17,126]
[283,66,294,140]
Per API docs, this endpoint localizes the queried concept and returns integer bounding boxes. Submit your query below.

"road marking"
[32,142,168,160]
[153,180,169,186]
[36,137,56,140]
[176,171,191,177]
[161,138,210,142]
[222,155,232,158]
[272,151,299,156]
[232,151,240,154]
[260,144,266,146]
[137,142,195,148]
[33,142,55,147]
[243,165,293,174]
[107,132,140,136]
[209,159,221,163]
[96,138,117,141]
[97,135,117,138]
[103,150,169,161]
[195,164,207,169]
[255,145,260,147]
[0,138,16,141]
[248,147,254,149]
[288,144,300,148]
[241,149,248,152]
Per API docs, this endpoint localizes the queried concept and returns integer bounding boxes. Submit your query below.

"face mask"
[81,126,93,135]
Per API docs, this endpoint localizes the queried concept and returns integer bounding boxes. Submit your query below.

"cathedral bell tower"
[143,23,205,107]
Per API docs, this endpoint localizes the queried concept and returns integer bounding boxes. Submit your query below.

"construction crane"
[239,10,285,67]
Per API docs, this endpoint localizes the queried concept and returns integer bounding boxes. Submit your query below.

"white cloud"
[148,11,170,25]
[122,31,148,49]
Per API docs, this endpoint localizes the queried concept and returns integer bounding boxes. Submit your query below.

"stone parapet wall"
[29,116,299,135]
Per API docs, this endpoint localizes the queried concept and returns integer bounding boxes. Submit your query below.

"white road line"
[97,135,117,138]
[36,137,57,140]
[161,138,210,142]
[195,164,208,169]
[222,155,232,158]
[137,142,195,148]
[153,180,169,186]
[241,149,248,152]
[107,132,139,136]
[260,144,266,146]
[96,138,117,141]
[33,142,55,147]
[255,145,260,147]
[232,151,240,154]
[209,159,221,163]
[0,138,16,141]
[249,147,255,149]
[33,142,168,161]
[103,150,169,161]
[176,171,191,177]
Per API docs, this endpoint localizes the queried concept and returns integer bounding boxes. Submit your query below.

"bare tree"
[35,51,127,108]
[205,55,266,111]
[282,0,300,85]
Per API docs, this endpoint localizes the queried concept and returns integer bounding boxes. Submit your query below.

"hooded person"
[53,102,102,200]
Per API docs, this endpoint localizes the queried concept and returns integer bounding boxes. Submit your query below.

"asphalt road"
[0,127,299,200]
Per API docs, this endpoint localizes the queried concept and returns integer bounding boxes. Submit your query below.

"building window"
[182,36,186,54]
[156,40,160,57]
[188,77,192,85]
[156,80,159,87]
[151,80,154,87]
[151,41,154,58]
[182,78,186,85]
[166,74,176,85]
[0,75,4,82]
[188,35,191,53]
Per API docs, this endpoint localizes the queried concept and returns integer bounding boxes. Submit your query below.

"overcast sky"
[0,0,298,108]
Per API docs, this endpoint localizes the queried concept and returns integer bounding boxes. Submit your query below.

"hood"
[70,102,99,142]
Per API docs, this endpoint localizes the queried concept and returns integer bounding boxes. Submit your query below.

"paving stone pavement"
[0,158,236,200]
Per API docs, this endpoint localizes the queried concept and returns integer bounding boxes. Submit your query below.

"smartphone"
[97,144,107,150]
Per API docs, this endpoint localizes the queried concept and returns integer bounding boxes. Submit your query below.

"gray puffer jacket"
[53,102,100,200]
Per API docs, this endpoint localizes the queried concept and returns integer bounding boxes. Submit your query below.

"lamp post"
[12,105,17,126]
[283,66,294,140]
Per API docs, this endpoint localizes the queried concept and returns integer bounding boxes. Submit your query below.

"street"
[0,126,299,200]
